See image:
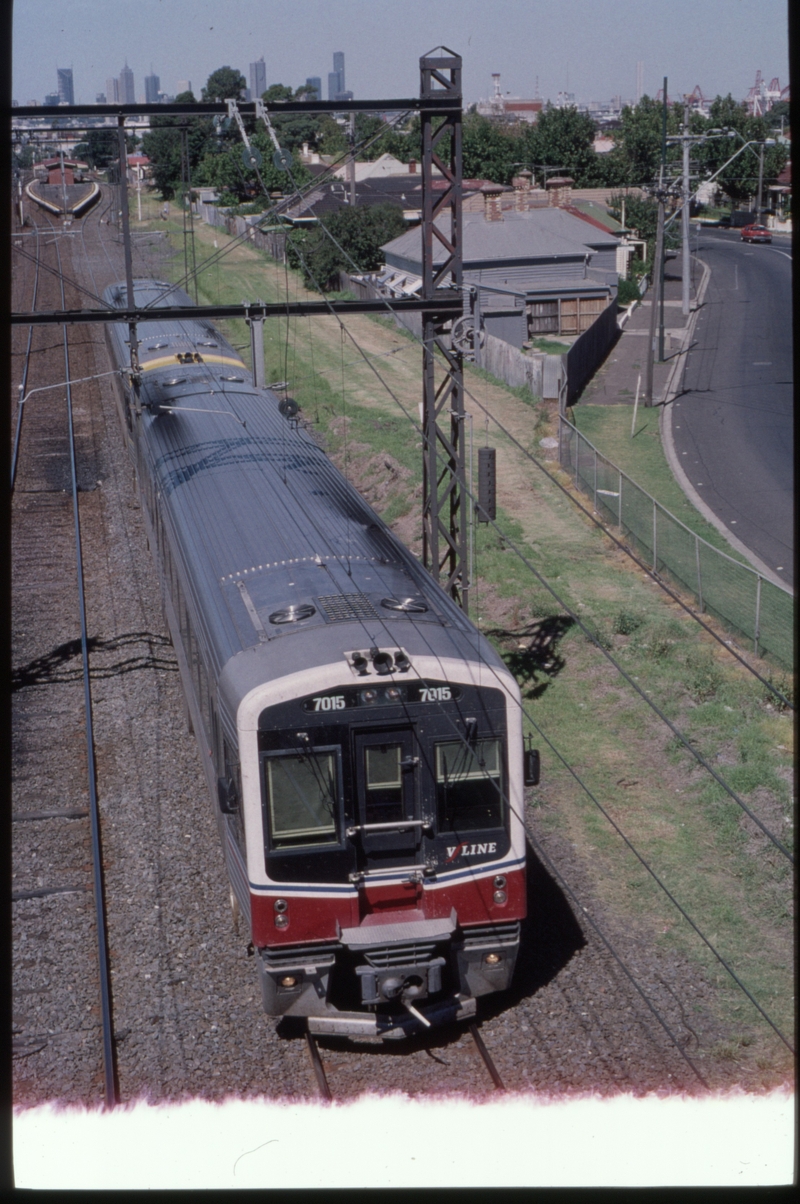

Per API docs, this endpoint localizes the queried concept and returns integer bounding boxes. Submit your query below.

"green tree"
[692,98,788,207]
[142,88,215,198]
[461,112,520,182]
[521,105,604,186]
[287,202,406,290]
[202,66,247,102]
[602,95,682,187]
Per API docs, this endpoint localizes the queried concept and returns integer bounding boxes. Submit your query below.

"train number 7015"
[420,686,451,702]
[311,695,346,711]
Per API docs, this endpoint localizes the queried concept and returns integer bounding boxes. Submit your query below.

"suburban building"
[377,175,621,347]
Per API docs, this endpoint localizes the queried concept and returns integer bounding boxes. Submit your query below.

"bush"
[613,610,644,635]
[287,202,406,291]
[617,277,641,307]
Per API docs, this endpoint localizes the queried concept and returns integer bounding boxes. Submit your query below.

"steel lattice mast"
[419,49,467,612]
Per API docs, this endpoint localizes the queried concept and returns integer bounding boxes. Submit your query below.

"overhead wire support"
[420,48,468,612]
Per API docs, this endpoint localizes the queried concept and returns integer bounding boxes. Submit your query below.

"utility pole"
[645,77,667,405]
[644,192,664,405]
[681,99,691,317]
[658,77,668,364]
[756,140,765,220]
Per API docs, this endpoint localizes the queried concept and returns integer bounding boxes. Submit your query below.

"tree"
[142,88,214,198]
[287,202,406,290]
[521,105,605,186]
[461,112,520,183]
[692,97,789,207]
[600,96,682,188]
[202,66,247,103]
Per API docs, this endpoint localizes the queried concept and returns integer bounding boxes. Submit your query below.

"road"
[672,229,793,588]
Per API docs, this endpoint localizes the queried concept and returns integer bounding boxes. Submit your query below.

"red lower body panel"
[250,866,525,948]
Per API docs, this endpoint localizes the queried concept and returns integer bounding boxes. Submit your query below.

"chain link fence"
[559,417,794,671]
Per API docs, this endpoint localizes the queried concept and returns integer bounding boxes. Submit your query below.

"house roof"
[564,200,625,234]
[381,205,619,269]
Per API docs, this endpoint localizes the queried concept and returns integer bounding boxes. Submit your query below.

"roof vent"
[269,603,316,625]
[381,596,428,613]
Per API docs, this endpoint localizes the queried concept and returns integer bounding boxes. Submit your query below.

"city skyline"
[12,0,789,109]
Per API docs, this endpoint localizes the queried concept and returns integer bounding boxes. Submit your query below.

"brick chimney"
[546,176,575,207]
[408,159,417,174]
[512,168,533,211]
[481,182,505,222]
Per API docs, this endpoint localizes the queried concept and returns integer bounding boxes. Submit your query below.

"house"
[377,175,621,347]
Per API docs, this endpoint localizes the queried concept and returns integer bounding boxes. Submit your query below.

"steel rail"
[304,1029,333,1102]
[468,1023,505,1090]
[51,224,118,1107]
[10,223,40,489]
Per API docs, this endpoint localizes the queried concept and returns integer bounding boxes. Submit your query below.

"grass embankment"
[571,403,758,567]
[137,205,794,1082]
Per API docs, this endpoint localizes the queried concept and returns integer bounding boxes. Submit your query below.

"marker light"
[493,890,507,904]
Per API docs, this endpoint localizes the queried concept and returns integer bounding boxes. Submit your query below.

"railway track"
[304,1021,506,1102]
[13,187,777,1109]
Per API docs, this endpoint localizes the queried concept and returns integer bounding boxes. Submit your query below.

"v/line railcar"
[104,280,538,1038]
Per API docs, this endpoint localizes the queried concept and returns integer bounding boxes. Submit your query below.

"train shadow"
[476,836,586,1022]
[281,839,585,1060]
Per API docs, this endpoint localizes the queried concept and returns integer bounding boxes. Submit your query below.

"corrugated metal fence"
[559,416,794,670]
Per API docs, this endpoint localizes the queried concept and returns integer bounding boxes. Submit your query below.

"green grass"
[571,403,753,564]
[140,205,795,1075]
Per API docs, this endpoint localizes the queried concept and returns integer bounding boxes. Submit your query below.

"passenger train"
[104,280,537,1038]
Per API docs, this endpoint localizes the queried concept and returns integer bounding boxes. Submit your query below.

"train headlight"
[360,689,379,704]
[280,975,298,988]
[493,875,506,889]
[275,914,289,928]
[493,889,507,904]
[274,899,288,913]
[485,953,502,966]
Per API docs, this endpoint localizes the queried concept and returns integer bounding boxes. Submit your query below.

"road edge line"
[658,255,792,596]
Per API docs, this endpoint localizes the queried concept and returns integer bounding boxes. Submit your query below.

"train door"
[353,728,421,871]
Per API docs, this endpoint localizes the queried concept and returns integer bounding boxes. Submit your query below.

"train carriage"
[104,279,534,1038]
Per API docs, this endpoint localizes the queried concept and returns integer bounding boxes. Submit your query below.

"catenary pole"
[658,77,668,363]
[681,99,691,317]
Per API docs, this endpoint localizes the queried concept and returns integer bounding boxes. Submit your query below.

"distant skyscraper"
[328,51,345,101]
[176,80,192,97]
[106,76,120,104]
[306,76,322,101]
[144,72,160,103]
[249,57,266,101]
[96,92,107,105]
[119,62,135,105]
[57,67,74,105]
[333,51,345,90]
[44,92,60,107]
[636,61,644,103]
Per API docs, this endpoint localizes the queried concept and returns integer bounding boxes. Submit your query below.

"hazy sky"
[12,0,790,107]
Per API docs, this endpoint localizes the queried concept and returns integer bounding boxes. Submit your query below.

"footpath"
[578,255,704,410]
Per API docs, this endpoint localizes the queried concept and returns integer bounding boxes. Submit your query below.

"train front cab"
[235,657,532,1037]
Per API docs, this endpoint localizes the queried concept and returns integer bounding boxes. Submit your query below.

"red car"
[741,224,772,243]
